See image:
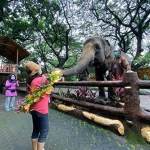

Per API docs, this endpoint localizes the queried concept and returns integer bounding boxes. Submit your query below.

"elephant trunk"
[63,44,95,76]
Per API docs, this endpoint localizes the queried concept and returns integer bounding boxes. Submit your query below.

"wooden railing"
[0,63,17,73]
[52,71,150,131]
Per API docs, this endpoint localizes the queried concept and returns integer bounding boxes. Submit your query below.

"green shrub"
[65,75,77,81]
[143,75,149,80]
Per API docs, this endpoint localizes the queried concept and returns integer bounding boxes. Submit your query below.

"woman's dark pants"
[30,110,49,142]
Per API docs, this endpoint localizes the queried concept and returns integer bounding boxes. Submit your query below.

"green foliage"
[0,0,7,6]
[17,66,28,82]
[143,75,149,80]
[59,88,73,98]
[125,128,149,146]
[0,0,82,71]
[132,53,150,70]
[87,67,95,74]
[64,76,77,81]
[1,0,149,73]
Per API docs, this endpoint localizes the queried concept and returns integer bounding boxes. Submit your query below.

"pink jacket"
[5,80,19,96]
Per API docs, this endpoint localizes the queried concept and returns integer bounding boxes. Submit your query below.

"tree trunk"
[135,32,142,58]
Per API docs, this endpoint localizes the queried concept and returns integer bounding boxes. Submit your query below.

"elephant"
[58,35,131,98]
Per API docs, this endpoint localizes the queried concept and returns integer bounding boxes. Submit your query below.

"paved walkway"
[0,93,150,150]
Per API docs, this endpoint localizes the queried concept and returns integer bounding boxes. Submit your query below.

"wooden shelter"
[0,36,30,86]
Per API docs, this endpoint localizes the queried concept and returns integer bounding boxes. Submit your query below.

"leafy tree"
[1,0,82,72]
[88,0,150,58]
[1,0,150,74]
[132,52,150,70]
[0,0,8,21]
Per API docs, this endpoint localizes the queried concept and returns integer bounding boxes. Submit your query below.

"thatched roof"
[0,36,30,62]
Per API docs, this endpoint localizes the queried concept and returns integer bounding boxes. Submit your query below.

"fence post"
[123,71,141,130]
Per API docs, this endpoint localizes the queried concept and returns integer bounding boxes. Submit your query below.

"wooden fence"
[52,71,150,132]
[0,63,17,73]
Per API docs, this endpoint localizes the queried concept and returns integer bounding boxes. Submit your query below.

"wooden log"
[137,109,150,121]
[141,126,150,143]
[51,101,124,135]
[138,80,150,88]
[52,94,125,116]
[57,104,75,112]
[123,72,141,129]
[54,80,124,87]
[82,111,124,135]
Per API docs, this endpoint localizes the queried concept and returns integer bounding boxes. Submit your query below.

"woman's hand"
[12,80,17,83]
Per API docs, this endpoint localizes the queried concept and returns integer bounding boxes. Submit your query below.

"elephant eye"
[95,44,100,50]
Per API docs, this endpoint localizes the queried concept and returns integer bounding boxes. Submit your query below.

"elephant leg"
[95,67,106,98]
[98,87,106,98]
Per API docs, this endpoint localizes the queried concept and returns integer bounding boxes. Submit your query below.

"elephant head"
[62,36,114,76]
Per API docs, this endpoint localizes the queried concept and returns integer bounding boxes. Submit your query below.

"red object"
[29,77,50,114]
[112,75,124,97]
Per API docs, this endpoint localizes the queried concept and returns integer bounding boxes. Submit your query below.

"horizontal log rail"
[54,79,150,88]
[52,93,125,115]
[55,80,125,87]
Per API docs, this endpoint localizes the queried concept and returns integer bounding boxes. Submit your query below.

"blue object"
[114,52,119,57]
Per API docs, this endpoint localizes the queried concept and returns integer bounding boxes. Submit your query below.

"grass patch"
[125,128,149,146]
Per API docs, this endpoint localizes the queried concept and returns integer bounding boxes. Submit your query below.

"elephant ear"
[104,40,112,58]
